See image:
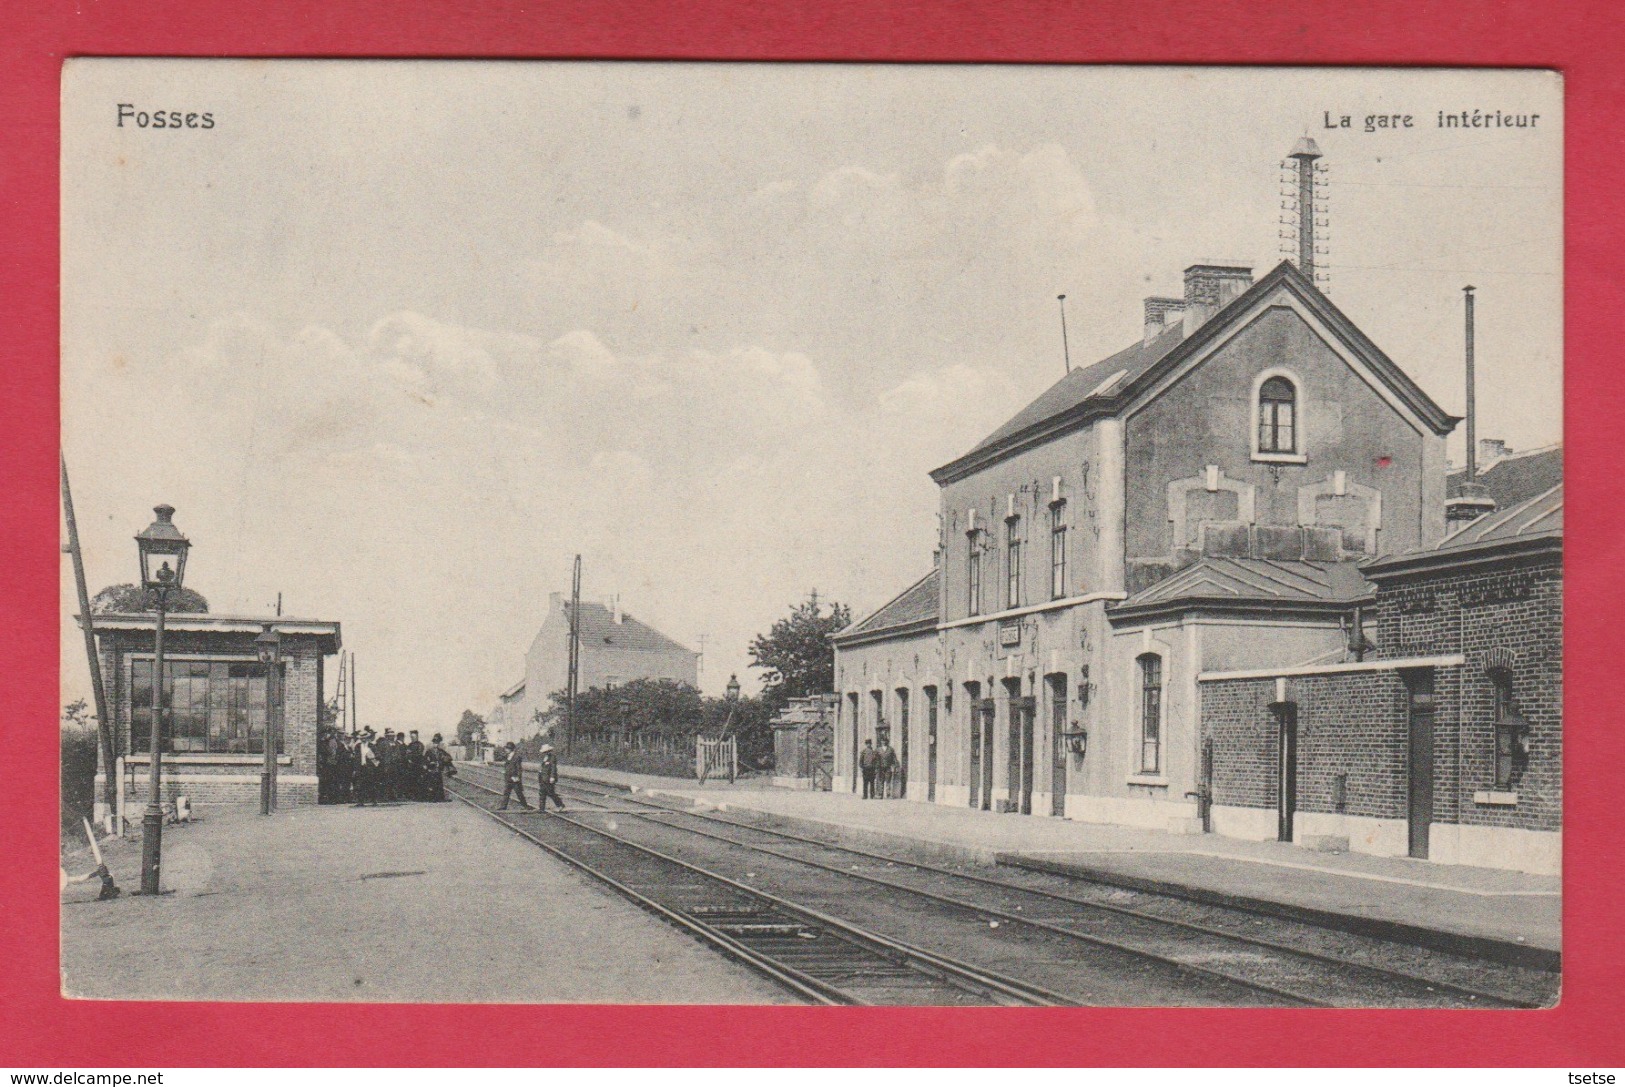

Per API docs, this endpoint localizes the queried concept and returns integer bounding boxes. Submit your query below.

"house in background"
[88,613,341,812]
[494,594,700,738]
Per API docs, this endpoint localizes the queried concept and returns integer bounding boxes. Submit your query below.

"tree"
[455,710,487,748]
[91,582,209,614]
[748,591,850,712]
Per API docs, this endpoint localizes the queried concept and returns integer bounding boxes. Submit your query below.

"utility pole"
[1057,294,1072,374]
[566,555,581,753]
[61,450,115,826]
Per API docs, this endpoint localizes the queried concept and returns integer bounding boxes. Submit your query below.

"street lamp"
[255,623,282,815]
[134,504,190,896]
[725,674,741,702]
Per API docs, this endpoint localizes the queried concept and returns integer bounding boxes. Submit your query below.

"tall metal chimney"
[1288,137,1323,280]
[1447,284,1496,524]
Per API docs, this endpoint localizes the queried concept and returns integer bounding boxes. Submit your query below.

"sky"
[60,63,1562,731]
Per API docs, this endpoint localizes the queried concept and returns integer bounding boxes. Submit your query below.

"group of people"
[498,741,566,812]
[857,737,901,799]
[318,727,456,806]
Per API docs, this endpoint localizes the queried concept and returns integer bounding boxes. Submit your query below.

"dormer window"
[1258,377,1296,453]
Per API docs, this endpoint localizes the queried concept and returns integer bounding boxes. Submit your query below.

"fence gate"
[696,736,737,784]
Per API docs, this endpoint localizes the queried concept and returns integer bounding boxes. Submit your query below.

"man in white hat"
[536,743,567,811]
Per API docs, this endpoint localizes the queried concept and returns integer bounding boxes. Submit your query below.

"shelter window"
[130,658,280,755]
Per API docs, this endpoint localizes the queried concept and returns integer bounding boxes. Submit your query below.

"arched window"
[1258,376,1297,454]
[1137,653,1163,774]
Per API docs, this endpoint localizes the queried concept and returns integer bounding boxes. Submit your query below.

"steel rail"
[546,771,1541,1009]
[448,784,846,1005]
[451,774,1070,1007]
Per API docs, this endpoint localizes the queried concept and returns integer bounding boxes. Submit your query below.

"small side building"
[1197,484,1561,873]
[769,694,840,790]
[88,613,342,811]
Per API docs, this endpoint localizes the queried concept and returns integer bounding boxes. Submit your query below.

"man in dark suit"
[427,733,453,802]
[405,730,426,801]
[536,744,566,811]
[498,742,531,810]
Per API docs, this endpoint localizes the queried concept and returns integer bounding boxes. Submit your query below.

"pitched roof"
[932,261,1457,484]
[570,601,696,656]
[1366,483,1562,578]
[83,613,342,655]
[1447,444,1562,509]
[832,569,940,644]
[1111,558,1373,620]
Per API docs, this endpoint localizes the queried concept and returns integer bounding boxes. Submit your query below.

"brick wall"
[1200,551,1559,838]
[1377,557,1562,831]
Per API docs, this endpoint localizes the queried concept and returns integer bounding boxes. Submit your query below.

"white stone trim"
[1428,823,1561,876]
[936,590,1124,631]
[1065,792,1197,829]
[1198,654,1464,682]
[1167,467,1256,550]
[1473,791,1520,807]
[1211,804,1277,840]
[1297,473,1383,554]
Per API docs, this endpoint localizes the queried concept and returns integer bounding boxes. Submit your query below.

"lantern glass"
[726,675,741,701]
[255,624,282,665]
[134,505,191,593]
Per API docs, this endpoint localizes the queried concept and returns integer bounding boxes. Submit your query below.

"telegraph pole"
[61,451,115,825]
[566,555,581,753]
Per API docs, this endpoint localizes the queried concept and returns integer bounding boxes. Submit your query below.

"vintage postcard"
[60,61,1561,1007]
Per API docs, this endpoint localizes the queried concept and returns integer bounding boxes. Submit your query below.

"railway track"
[455,764,1556,1008]
[448,772,1071,1006]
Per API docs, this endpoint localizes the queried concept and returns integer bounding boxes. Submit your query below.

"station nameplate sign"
[999,620,1022,647]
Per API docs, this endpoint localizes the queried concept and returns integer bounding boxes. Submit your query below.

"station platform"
[560,764,1561,965]
[60,798,794,1003]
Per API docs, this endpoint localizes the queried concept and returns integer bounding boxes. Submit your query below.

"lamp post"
[255,623,282,815]
[134,504,190,896]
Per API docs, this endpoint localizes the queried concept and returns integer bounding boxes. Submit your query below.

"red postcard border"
[3,0,1619,1068]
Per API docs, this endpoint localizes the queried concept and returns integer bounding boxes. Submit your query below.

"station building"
[88,613,342,812]
[834,259,1463,839]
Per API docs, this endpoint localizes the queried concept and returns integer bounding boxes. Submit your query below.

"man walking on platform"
[498,742,531,810]
[536,744,566,811]
[859,738,879,799]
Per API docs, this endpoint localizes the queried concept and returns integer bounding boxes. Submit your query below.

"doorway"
[1049,674,1068,817]
[966,682,982,809]
[847,693,859,793]
[1004,680,1034,815]
[1404,669,1436,859]
[924,686,938,803]
[895,687,910,800]
[1273,701,1298,842]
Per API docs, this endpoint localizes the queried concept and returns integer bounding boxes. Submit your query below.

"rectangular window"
[1139,655,1162,774]
[1006,517,1022,609]
[131,658,279,755]
[967,533,982,615]
[1049,504,1067,599]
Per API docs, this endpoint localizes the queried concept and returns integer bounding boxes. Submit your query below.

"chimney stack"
[1143,296,1184,342]
[1479,438,1509,465]
[1181,262,1253,335]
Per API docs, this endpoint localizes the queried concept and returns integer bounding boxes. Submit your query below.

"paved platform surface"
[561,765,1561,956]
[60,800,794,1003]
